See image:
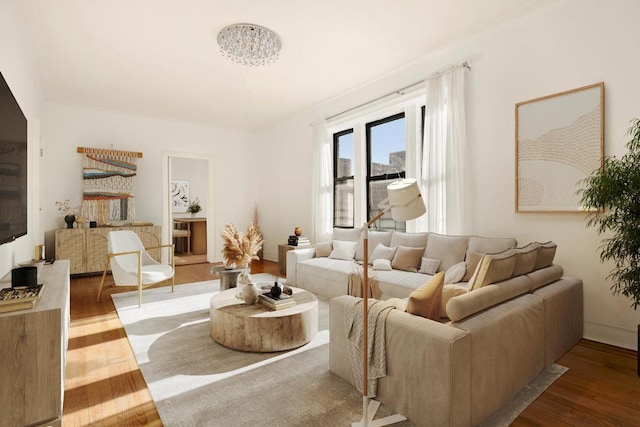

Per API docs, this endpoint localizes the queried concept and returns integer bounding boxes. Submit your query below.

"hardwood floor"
[63,260,639,426]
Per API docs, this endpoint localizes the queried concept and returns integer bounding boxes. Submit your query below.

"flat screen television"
[0,71,28,245]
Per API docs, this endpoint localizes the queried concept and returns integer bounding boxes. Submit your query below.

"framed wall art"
[171,180,190,212]
[515,82,604,213]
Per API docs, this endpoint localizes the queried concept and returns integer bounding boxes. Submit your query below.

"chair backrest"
[108,230,157,274]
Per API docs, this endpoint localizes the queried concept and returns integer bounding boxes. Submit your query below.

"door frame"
[162,151,215,263]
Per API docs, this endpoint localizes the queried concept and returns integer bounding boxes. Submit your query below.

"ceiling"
[19,0,560,132]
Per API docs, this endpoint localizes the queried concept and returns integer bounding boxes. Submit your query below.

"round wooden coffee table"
[209,286,318,352]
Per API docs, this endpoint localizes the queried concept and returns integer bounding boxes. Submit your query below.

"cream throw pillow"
[462,251,483,282]
[315,241,333,258]
[369,243,398,264]
[391,245,425,272]
[419,257,441,275]
[372,258,392,271]
[405,272,445,321]
[444,261,466,285]
[328,240,358,260]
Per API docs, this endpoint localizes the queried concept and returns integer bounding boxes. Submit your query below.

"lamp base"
[352,397,406,427]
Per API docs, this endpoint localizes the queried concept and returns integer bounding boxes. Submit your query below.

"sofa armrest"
[286,247,316,286]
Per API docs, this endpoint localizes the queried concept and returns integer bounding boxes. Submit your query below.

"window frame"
[332,128,355,228]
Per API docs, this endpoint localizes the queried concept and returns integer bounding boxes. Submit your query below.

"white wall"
[171,157,208,217]
[256,0,640,349]
[40,104,256,263]
[0,1,44,279]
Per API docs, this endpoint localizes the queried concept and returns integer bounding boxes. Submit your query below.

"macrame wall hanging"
[77,147,142,225]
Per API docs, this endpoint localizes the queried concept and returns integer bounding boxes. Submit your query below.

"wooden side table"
[278,244,294,276]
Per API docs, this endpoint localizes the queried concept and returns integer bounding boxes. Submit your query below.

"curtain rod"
[325,60,471,123]
[77,146,143,158]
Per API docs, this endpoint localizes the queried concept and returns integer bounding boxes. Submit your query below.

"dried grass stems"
[221,222,264,268]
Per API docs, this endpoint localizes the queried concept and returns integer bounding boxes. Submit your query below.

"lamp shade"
[387,178,426,221]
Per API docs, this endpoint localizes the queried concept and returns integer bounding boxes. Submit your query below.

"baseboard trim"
[584,321,637,350]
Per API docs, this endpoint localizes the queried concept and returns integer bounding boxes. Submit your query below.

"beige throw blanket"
[348,271,381,299]
[345,299,395,397]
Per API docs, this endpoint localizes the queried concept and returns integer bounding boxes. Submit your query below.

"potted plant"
[187,198,202,215]
[580,118,640,375]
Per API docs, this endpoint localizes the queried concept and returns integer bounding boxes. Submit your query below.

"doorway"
[162,152,215,264]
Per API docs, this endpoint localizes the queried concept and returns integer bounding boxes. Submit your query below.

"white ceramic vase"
[242,282,259,304]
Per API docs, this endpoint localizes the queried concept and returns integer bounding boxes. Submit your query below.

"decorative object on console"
[187,197,202,215]
[515,82,604,213]
[78,146,141,225]
[294,227,302,236]
[288,234,310,246]
[217,23,282,66]
[355,177,426,427]
[56,199,80,228]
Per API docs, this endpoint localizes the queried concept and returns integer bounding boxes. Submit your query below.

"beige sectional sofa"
[287,229,583,426]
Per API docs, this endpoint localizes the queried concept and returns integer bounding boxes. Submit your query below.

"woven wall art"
[80,147,139,225]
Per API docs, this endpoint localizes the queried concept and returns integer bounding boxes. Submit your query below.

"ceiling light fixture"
[216,23,282,66]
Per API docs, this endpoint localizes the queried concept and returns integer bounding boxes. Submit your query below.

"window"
[366,113,406,231]
[333,129,354,228]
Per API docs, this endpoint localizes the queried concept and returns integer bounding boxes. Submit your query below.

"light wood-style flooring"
[63,260,639,426]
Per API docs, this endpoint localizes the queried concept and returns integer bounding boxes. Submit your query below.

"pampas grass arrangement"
[221,222,264,268]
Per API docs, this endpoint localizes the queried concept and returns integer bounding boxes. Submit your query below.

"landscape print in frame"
[516,82,604,213]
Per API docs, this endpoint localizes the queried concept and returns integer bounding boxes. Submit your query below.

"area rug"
[113,277,567,426]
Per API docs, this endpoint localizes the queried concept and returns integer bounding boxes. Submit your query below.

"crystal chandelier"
[217,23,282,66]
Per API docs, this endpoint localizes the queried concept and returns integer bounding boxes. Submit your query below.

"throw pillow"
[533,241,557,270]
[418,257,441,275]
[391,245,425,272]
[328,240,358,261]
[468,249,517,291]
[512,243,539,276]
[405,271,445,321]
[369,243,398,264]
[444,261,466,285]
[372,258,392,271]
[462,251,483,282]
[315,241,333,258]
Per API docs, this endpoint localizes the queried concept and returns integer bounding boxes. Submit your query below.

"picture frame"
[515,82,604,213]
[171,180,190,212]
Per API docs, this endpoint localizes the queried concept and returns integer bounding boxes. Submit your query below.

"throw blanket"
[348,271,381,299]
[345,299,395,397]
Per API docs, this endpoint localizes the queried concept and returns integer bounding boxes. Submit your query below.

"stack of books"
[288,235,311,246]
[258,291,296,311]
[0,284,44,313]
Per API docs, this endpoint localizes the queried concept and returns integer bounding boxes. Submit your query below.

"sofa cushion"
[390,231,429,249]
[534,241,557,270]
[405,271,445,320]
[419,257,441,275]
[332,227,361,242]
[467,235,517,256]
[445,261,467,285]
[469,249,517,291]
[315,241,333,258]
[355,230,393,261]
[328,240,358,260]
[512,243,539,277]
[391,245,424,272]
[425,233,469,272]
[462,251,483,282]
[372,258,392,271]
[370,243,397,264]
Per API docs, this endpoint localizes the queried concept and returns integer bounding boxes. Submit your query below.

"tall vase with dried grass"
[221,222,264,297]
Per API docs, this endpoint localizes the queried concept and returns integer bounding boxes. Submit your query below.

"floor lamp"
[353,178,426,427]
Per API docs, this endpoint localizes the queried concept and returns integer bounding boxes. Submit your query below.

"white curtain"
[419,66,468,234]
[312,120,333,243]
